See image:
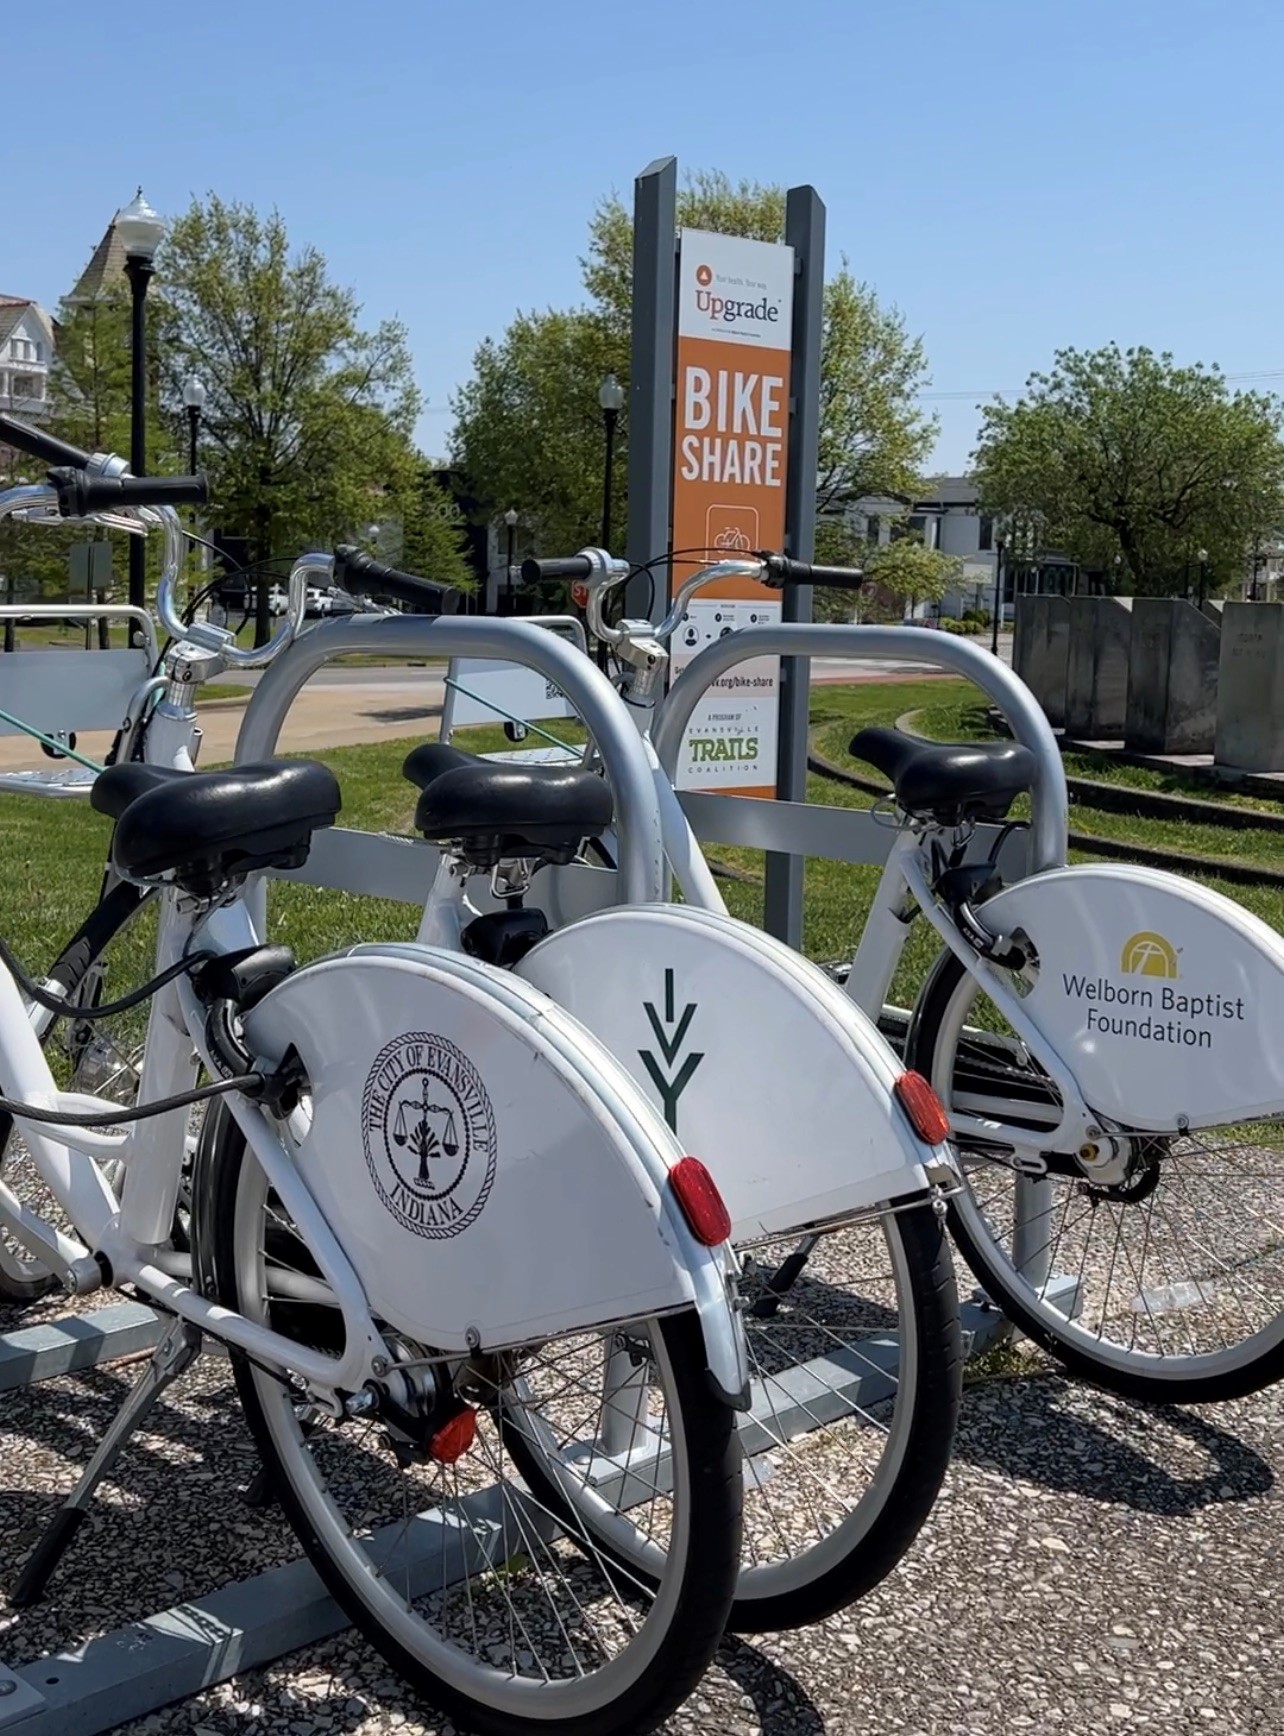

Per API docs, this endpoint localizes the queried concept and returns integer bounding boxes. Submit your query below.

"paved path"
[0,1344,1275,1736]
[0,635,1013,775]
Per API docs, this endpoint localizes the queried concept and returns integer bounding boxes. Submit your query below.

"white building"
[852,476,1086,619]
[0,297,55,426]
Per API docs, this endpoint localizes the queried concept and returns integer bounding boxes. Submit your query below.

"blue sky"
[5,0,1281,474]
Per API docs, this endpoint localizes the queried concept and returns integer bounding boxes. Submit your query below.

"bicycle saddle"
[94,759,341,893]
[848,726,1035,825]
[401,742,612,868]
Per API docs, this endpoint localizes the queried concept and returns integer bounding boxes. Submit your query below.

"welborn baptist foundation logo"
[361,1033,496,1240]
[1120,932,1180,979]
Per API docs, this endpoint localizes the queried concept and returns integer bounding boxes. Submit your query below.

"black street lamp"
[598,373,624,550]
[1197,547,1210,608]
[991,540,1004,656]
[116,190,167,619]
[182,374,206,474]
[503,507,518,615]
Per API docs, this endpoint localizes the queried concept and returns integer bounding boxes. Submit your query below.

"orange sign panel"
[670,228,794,794]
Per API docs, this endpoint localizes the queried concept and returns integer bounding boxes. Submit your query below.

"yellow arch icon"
[1120,932,1179,979]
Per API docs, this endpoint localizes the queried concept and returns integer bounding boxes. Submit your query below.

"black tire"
[909,946,1284,1404]
[201,1105,742,1736]
[0,882,150,1304]
[505,1204,962,1634]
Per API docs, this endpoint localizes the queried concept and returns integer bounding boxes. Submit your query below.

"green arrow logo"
[639,968,704,1133]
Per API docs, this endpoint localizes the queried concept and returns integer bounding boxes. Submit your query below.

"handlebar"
[333,545,461,614]
[521,555,594,584]
[48,469,209,518]
[0,460,309,670]
[0,413,94,472]
[760,553,864,590]
[521,545,861,651]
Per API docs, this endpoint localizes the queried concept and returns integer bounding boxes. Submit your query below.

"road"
[0,633,1013,773]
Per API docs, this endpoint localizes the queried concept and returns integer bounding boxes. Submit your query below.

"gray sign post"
[763,186,826,947]
[625,156,677,618]
[625,161,826,947]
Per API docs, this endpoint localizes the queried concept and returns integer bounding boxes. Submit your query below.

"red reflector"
[669,1156,732,1246]
[429,1405,477,1464]
[895,1071,951,1147]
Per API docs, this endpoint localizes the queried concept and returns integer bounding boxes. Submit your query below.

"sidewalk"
[0,674,449,773]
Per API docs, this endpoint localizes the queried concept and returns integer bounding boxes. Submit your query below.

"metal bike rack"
[0,618,1066,1733]
[654,623,1069,877]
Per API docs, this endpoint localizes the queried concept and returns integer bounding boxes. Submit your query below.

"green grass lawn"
[3,679,1283,990]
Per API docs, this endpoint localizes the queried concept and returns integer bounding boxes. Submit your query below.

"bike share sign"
[670,228,793,796]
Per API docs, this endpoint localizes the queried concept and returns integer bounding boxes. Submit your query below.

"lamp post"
[116,190,167,619]
[1197,547,1209,609]
[990,539,1005,656]
[182,375,205,474]
[598,374,624,550]
[503,506,518,616]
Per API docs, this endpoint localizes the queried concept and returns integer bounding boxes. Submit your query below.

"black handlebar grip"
[520,556,593,584]
[333,545,461,614]
[50,471,209,517]
[0,414,93,471]
[804,563,866,589]
[760,553,865,590]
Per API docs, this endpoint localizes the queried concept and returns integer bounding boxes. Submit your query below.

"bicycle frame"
[0,885,395,1398]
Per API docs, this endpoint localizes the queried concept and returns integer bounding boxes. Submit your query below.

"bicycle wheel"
[202,1105,741,1736]
[504,1206,961,1634]
[910,946,1284,1403]
[0,882,154,1302]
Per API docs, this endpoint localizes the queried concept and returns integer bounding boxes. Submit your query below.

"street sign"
[669,228,794,795]
[570,579,590,610]
[69,541,112,599]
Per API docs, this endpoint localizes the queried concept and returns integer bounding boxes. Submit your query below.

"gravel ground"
[0,1339,1279,1736]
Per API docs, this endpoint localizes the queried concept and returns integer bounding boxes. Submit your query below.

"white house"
[0,297,55,427]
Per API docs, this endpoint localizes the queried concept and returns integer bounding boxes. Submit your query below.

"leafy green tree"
[158,197,457,627]
[865,537,959,616]
[452,170,936,555]
[386,462,474,591]
[973,345,1284,594]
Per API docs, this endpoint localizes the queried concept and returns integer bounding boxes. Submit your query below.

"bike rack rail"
[654,623,1069,876]
[0,616,1074,1733]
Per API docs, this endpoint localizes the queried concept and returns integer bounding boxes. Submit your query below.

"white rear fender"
[518,905,953,1243]
[241,945,747,1402]
[975,863,1284,1130]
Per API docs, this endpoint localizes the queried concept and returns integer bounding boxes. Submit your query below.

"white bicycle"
[0,417,755,1736]
[638,567,1284,1406]
[228,542,968,1635]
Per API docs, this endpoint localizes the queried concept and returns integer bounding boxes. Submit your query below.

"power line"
[918,368,1284,403]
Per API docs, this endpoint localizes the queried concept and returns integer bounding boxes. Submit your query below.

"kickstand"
[10,1315,203,1608]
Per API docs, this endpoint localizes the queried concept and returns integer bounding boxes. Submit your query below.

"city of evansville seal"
[360,1032,497,1239]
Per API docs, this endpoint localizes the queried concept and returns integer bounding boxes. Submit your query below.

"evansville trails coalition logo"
[361,1033,497,1238]
[1058,931,1246,1051]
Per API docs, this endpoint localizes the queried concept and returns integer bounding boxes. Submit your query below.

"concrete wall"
[1215,602,1284,771]
[1065,596,1133,739]
[1013,594,1071,728]
[1124,599,1220,755]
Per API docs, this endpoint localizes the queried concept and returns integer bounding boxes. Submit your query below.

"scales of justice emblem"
[360,1032,497,1239]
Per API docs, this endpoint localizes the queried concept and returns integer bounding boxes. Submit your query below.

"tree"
[452,170,936,555]
[865,537,959,617]
[390,462,474,591]
[972,345,1284,595]
[159,197,461,626]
